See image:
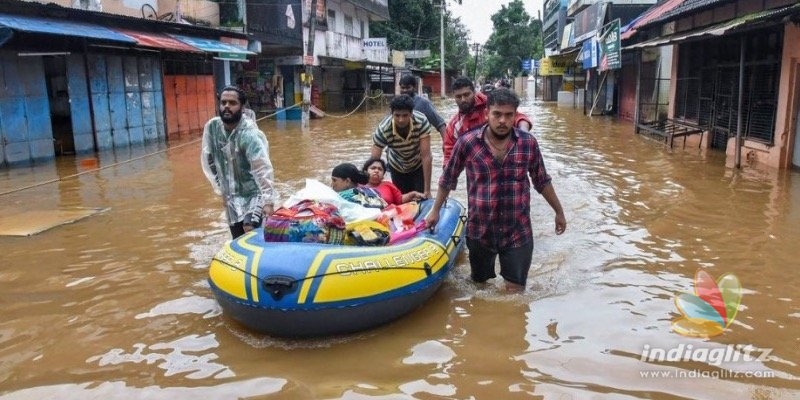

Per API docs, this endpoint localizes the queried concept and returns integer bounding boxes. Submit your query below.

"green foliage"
[371,0,439,52]
[444,13,470,72]
[479,0,543,80]
[372,0,470,72]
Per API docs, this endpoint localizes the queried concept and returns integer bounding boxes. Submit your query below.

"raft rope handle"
[279,212,467,284]
[211,221,464,286]
[211,257,433,282]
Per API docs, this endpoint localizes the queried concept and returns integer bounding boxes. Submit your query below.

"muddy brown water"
[0,98,798,399]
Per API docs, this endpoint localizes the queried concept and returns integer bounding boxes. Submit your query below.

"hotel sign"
[362,37,387,50]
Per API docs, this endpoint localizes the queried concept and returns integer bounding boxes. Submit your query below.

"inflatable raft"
[208,198,466,337]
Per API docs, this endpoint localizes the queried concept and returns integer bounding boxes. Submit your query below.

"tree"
[444,13,470,73]
[372,0,470,72]
[480,0,543,80]
[371,0,439,52]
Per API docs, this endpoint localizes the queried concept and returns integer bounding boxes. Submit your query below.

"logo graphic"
[672,270,742,337]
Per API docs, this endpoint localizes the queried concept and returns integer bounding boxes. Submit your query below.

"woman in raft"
[332,161,424,241]
[361,157,426,206]
[330,162,387,208]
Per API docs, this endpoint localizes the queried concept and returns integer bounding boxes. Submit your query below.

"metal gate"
[87,53,164,150]
[0,52,53,165]
[674,30,782,150]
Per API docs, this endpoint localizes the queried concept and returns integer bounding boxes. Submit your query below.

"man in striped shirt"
[425,88,566,292]
[371,95,433,199]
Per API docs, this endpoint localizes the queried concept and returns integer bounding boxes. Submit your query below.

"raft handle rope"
[253,102,302,123]
[254,90,383,123]
[0,101,303,197]
[0,92,381,197]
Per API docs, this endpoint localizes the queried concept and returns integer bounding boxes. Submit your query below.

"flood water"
[0,97,799,399]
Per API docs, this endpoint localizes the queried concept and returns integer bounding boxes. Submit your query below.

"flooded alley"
[0,98,798,399]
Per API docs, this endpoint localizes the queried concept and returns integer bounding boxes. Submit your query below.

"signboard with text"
[362,37,387,50]
[404,49,431,59]
[581,38,598,69]
[599,20,621,71]
[522,59,532,72]
[573,2,608,42]
[539,56,578,76]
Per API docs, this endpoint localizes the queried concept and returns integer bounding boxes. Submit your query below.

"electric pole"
[302,0,318,128]
[472,42,480,83]
[439,0,445,99]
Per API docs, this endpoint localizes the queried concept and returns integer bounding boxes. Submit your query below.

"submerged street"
[0,98,798,399]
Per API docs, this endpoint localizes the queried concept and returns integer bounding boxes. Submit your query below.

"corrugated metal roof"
[170,34,254,55]
[624,2,800,49]
[0,13,135,43]
[115,29,200,52]
[649,0,736,24]
[621,0,686,40]
[0,0,248,41]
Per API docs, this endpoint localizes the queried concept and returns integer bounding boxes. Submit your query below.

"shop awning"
[623,3,800,50]
[0,13,135,44]
[170,34,254,61]
[318,55,393,69]
[115,29,200,52]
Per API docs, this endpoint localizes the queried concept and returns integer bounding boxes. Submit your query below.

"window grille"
[674,28,782,149]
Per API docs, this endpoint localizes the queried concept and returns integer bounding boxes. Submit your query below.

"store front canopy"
[623,3,800,50]
[170,34,254,61]
[318,55,393,69]
[0,13,135,44]
[116,29,200,52]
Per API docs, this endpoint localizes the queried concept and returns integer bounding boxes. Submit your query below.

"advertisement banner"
[539,56,577,76]
[581,38,598,69]
[574,2,608,42]
[599,20,621,71]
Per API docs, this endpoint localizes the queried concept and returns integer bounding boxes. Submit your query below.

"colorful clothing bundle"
[339,186,388,209]
[263,200,346,244]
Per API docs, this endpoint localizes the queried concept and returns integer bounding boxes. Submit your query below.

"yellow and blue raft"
[208,198,467,337]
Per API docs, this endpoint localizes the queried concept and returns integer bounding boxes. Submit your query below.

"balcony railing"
[325,31,389,64]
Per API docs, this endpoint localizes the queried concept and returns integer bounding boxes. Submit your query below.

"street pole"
[302,0,318,129]
[439,0,445,99]
[472,42,480,83]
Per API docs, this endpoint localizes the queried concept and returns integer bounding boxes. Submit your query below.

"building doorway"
[794,98,800,168]
[44,56,74,155]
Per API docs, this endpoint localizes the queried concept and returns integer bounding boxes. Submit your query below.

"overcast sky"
[448,0,544,44]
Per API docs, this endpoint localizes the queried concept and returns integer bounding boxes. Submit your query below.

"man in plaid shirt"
[425,88,566,291]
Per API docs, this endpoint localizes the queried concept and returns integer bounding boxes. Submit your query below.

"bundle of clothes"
[263,179,422,246]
